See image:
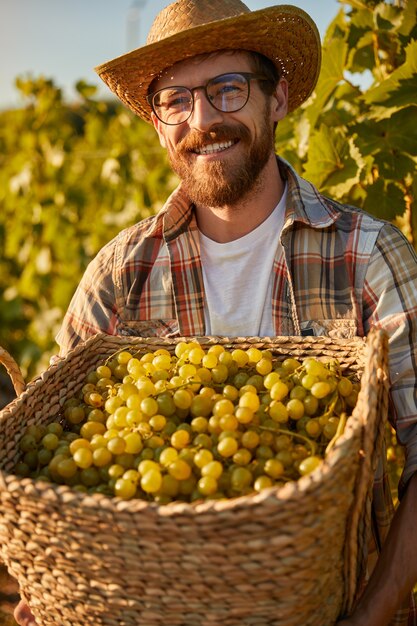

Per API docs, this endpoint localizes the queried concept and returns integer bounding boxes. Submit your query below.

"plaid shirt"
[57,157,417,624]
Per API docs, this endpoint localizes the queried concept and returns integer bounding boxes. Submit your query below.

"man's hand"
[336,472,417,626]
[14,598,37,626]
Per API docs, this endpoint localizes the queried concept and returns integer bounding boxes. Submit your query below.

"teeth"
[195,141,234,155]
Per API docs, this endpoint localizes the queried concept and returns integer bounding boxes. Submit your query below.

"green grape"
[269,401,288,423]
[12,461,30,476]
[197,476,218,496]
[303,395,319,416]
[160,474,179,497]
[23,451,38,470]
[281,358,301,373]
[233,448,252,466]
[254,475,273,491]
[92,447,113,467]
[270,381,289,402]
[65,406,86,425]
[25,424,46,442]
[298,456,322,476]
[46,422,64,437]
[141,469,163,494]
[287,399,305,420]
[73,447,93,469]
[19,434,37,453]
[231,467,252,491]
[38,448,53,466]
[168,459,192,481]
[235,406,254,425]
[240,430,260,450]
[42,433,60,451]
[311,381,332,399]
[217,437,238,458]
[123,432,143,455]
[107,437,126,455]
[156,392,176,417]
[201,460,223,480]
[211,364,229,384]
[80,467,101,487]
[57,458,78,479]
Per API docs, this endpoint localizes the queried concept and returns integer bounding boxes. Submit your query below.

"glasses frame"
[146,72,270,126]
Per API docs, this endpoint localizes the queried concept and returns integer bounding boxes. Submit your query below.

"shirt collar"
[277,157,341,230]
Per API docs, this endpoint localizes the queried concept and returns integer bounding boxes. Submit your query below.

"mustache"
[177,124,251,154]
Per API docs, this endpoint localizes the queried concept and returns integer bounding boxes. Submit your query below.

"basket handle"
[0,346,26,396]
[342,328,390,615]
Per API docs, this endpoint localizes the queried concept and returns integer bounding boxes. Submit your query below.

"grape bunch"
[14,341,360,503]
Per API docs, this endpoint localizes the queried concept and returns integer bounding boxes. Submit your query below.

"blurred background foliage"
[0,0,415,495]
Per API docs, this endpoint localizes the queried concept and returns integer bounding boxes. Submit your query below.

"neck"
[194,154,284,243]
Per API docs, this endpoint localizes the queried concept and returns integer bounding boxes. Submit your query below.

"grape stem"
[258,425,317,455]
[325,412,348,455]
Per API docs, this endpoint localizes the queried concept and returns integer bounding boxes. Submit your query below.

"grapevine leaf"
[349,7,373,30]
[375,4,403,31]
[75,80,98,99]
[362,179,406,221]
[306,38,349,128]
[303,125,361,194]
[364,40,417,106]
[373,150,416,180]
[397,0,417,37]
[353,107,417,158]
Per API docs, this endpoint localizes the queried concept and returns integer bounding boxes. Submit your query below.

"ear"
[270,77,288,123]
[151,112,167,148]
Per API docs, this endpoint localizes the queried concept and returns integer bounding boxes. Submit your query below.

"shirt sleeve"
[55,239,120,357]
[362,222,417,492]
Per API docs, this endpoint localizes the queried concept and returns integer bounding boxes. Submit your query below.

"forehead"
[151,50,254,91]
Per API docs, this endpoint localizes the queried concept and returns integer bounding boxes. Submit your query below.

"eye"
[168,95,190,107]
[218,83,242,95]
[208,75,247,100]
[156,89,191,109]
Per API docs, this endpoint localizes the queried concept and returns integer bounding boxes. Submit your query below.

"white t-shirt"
[200,186,287,337]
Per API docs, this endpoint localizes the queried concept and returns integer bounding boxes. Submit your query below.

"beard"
[165,107,275,208]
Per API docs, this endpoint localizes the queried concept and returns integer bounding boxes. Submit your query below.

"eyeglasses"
[147,72,270,126]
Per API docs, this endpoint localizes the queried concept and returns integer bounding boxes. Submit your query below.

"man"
[15,1,417,625]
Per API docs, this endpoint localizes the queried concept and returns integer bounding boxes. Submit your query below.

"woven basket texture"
[0,331,389,626]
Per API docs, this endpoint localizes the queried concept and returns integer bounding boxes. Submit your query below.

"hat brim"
[95,4,321,123]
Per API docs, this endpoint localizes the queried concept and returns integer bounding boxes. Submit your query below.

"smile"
[194,140,236,155]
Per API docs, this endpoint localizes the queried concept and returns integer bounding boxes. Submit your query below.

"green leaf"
[364,39,417,106]
[397,0,417,37]
[373,150,416,180]
[306,38,349,127]
[375,4,403,31]
[362,179,406,221]
[350,7,373,30]
[75,80,98,99]
[353,107,417,158]
[303,125,361,196]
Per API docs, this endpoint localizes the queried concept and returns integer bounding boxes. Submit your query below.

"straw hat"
[95,0,321,123]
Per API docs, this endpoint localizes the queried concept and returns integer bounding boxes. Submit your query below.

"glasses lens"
[153,87,192,125]
[206,73,249,113]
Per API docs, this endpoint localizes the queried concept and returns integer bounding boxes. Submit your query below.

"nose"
[188,90,224,132]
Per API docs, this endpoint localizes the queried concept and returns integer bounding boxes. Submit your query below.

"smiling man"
[14,1,417,625]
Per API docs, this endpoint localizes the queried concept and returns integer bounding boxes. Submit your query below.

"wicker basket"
[0,331,389,626]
